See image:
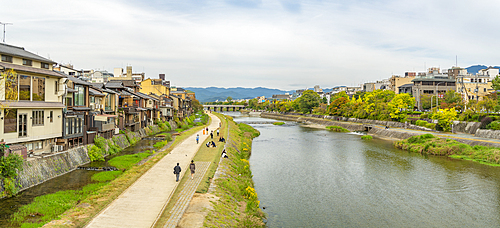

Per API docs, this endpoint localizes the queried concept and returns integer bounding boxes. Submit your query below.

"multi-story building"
[90,70,114,83]
[363,83,376,92]
[111,66,144,83]
[390,73,416,94]
[0,43,66,156]
[412,68,456,110]
[140,78,170,97]
[456,67,497,102]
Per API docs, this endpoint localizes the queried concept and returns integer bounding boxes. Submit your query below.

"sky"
[2,0,500,90]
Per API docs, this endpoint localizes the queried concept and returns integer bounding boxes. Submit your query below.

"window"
[34,141,43,150]
[32,77,45,101]
[66,96,73,106]
[484,88,487,92]
[41,62,49,69]
[5,73,18,101]
[26,143,33,151]
[4,109,17,133]
[69,72,75,76]
[1,55,12,63]
[55,81,58,94]
[23,59,32,66]
[50,111,53,123]
[19,75,31,100]
[74,85,85,106]
[32,110,44,126]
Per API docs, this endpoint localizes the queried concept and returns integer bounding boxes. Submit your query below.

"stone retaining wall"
[1,121,176,197]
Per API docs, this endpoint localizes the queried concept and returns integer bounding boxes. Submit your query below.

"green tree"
[191,99,203,113]
[226,96,233,103]
[388,93,416,122]
[491,75,500,91]
[298,90,320,113]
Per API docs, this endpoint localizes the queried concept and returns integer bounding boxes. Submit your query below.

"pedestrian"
[173,163,181,182]
[196,134,199,144]
[190,160,196,179]
[210,131,213,139]
[203,129,205,135]
[206,127,208,133]
[217,129,219,136]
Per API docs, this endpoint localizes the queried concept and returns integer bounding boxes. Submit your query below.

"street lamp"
[435,82,445,110]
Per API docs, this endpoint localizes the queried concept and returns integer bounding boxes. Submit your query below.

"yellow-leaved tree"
[388,93,416,122]
[431,108,458,131]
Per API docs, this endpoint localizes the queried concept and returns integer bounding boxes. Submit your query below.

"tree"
[388,93,416,122]
[191,99,203,113]
[226,96,233,103]
[297,90,320,114]
[328,97,349,116]
[431,108,458,131]
[492,75,500,91]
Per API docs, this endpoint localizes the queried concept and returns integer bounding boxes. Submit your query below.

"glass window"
[32,77,45,101]
[1,55,12,63]
[41,63,49,69]
[5,73,18,101]
[4,109,17,133]
[66,96,73,106]
[74,85,85,106]
[55,81,58,94]
[23,59,32,66]
[32,110,44,126]
[19,75,31,100]
[65,118,69,135]
[50,111,53,123]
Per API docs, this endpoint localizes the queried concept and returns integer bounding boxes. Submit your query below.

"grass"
[326,125,350,132]
[108,152,152,170]
[272,122,285,125]
[394,134,500,166]
[91,171,123,182]
[361,135,373,140]
[34,119,210,228]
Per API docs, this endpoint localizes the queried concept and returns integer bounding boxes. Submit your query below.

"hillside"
[184,87,295,103]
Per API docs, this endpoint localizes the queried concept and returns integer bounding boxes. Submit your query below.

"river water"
[227,112,500,228]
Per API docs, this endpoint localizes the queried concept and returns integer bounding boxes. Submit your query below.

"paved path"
[162,161,211,228]
[85,113,220,228]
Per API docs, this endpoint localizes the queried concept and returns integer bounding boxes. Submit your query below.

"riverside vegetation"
[394,134,500,166]
[203,115,266,227]
[9,112,208,228]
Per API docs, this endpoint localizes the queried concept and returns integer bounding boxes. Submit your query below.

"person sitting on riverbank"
[211,141,216,147]
[219,137,226,143]
[206,142,210,147]
[221,149,228,158]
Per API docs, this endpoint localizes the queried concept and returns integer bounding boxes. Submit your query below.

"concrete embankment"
[260,113,500,148]
[0,122,175,196]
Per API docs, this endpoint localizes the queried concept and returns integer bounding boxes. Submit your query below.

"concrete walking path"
[162,161,211,228]
[85,113,220,228]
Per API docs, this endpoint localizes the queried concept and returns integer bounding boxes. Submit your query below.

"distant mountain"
[184,87,295,103]
[466,65,500,74]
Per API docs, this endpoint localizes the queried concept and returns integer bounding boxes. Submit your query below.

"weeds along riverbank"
[8,113,208,228]
[202,114,266,227]
[394,134,500,166]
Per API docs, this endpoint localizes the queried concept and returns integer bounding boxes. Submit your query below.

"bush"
[425,122,436,129]
[326,126,349,132]
[487,121,500,130]
[361,135,373,140]
[420,113,428,119]
[480,117,493,129]
[88,145,104,161]
[416,120,428,127]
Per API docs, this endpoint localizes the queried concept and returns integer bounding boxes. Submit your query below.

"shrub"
[487,121,500,130]
[361,135,373,140]
[416,120,428,127]
[480,117,493,129]
[326,125,349,132]
[420,113,428,119]
[425,123,436,129]
[88,145,104,161]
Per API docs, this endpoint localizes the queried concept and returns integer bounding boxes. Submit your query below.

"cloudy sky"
[2,0,500,90]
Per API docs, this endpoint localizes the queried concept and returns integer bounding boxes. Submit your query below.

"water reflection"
[227,113,500,227]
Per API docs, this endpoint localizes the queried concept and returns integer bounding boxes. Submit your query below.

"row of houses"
[0,43,193,158]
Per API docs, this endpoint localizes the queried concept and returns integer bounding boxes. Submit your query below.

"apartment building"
[0,43,66,156]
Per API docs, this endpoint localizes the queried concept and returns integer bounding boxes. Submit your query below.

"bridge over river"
[203,104,246,111]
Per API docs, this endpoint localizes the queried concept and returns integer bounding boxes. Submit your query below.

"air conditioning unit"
[90,104,95,110]
[58,145,64,151]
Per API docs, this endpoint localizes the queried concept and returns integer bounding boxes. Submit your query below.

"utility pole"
[0,22,13,43]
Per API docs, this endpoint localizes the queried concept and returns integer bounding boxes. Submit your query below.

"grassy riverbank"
[203,115,266,227]
[10,115,209,228]
[394,134,500,166]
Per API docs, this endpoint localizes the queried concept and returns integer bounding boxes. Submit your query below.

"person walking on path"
[210,131,214,139]
[203,129,205,135]
[173,163,181,182]
[217,129,219,136]
[190,160,196,179]
[196,134,199,144]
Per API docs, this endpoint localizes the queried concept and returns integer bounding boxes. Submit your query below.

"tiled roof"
[65,73,92,86]
[0,62,64,78]
[105,81,124,88]
[89,88,105,96]
[0,43,56,63]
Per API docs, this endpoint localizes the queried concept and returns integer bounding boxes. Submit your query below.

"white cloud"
[2,0,500,90]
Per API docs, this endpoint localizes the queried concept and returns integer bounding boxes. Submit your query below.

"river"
[227,112,500,228]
